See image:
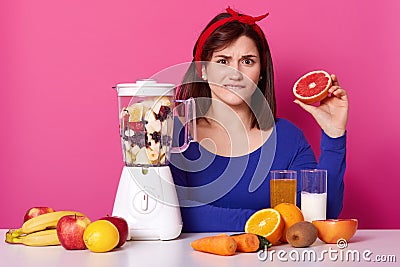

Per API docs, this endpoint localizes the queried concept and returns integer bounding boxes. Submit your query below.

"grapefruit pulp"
[293,70,332,104]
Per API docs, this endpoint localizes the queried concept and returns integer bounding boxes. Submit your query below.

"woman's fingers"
[331,74,339,86]
[293,99,317,114]
[328,86,348,100]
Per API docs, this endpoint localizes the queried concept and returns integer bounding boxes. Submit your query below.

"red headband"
[195,7,269,77]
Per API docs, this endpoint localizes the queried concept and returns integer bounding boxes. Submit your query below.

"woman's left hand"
[294,74,348,138]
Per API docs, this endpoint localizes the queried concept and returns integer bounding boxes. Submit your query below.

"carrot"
[231,233,260,252]
[231,233,272,252]
[190,235,237,256]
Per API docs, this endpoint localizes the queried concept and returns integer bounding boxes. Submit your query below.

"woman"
[170,7,348,232]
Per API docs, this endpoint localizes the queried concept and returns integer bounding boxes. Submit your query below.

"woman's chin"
[212,90,252,107]
[219,96,249,108]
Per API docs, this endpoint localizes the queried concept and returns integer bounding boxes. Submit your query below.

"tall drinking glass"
[301,169,327,222]
[270,170,297,208]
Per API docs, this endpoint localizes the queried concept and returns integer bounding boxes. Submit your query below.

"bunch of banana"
[5,210,87,246]
[6,229,60,246]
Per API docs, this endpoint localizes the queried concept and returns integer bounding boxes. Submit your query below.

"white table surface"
[1,229,399,266]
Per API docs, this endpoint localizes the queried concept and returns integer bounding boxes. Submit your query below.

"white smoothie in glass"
[301,192,327,221]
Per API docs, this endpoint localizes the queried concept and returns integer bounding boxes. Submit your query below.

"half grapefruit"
[293,70,332,104]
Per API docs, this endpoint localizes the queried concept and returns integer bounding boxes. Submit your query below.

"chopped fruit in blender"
[146,120,161,132]
[130,145,140,155]
[135,147,150,165]
[147,133,153,142]
[127,103,144,122]
[153,120,162,132]
[152,102,162,114]
[145,123,153,133]
[144,132,149,147]
[145,110,157,122]
[129,122,145,132]
[149,140,160,152]
[129,133,146,148]
[158,96,172,106]
[162,135,172,147]
[150,132,161,143]
[124,140,130,148]
[156,106,171,122]
[141,100,156,111]
[119,95,174,166]
[123,141,131,153]
[124,129,135,137]
[125,151,134,164]
[146,149,159,164]
[161,120,168,135]
[120,108,129,119]
[160,153,166,164]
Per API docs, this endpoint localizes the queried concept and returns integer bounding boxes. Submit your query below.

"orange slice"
[244,208,284,245]
[274,203,304,243]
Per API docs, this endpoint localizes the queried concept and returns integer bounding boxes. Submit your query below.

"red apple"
[24,207,55,222]
[99,215,129,247]
[57,214,91,250]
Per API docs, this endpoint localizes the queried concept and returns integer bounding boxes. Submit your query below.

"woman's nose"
[228,65,243,80]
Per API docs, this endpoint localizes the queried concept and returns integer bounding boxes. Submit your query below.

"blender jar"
[116,80,193,167]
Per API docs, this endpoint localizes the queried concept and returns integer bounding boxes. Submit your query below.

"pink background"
[1,0,399,229]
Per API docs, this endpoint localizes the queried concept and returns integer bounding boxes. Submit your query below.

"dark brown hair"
[176,12,276,130]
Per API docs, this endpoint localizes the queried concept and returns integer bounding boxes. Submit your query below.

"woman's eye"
[242,59,254,65]
[217,59,227,64]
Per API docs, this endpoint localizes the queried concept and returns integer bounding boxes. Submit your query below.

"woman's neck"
[205,99,254,132]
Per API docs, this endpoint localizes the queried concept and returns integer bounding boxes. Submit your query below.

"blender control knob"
[141,193,148,211]
[133,191,157,214]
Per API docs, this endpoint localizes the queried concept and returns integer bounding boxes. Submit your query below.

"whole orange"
[274,203,304,243]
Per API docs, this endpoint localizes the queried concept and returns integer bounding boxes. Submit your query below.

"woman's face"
[204,35,261,107]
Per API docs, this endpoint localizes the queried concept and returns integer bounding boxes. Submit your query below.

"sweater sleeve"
[317,130,346,218]
[170,162,256,232]
[180,204,257,232]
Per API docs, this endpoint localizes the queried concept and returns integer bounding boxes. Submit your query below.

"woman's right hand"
[294,74,349,138]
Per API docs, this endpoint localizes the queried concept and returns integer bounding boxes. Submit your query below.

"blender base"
[112,166,182,240]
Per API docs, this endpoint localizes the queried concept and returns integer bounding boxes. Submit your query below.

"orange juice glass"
[270,170,297,207]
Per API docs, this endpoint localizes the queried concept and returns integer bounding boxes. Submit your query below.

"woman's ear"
[201,65,208,80]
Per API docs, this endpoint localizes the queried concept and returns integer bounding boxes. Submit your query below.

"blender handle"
[170,98,197,154]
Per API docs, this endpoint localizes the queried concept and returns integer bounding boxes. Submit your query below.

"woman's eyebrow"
[213,54,231,59]
[241,54,258,58]
[213,54,258,59]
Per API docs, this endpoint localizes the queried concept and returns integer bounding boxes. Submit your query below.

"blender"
[112,79,196,240]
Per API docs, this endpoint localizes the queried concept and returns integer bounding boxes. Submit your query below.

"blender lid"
[116,79,175,96]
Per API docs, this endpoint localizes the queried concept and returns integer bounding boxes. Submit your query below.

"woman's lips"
[223,84,245,90]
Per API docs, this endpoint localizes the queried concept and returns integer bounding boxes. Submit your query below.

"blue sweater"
[170,118,346,232]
